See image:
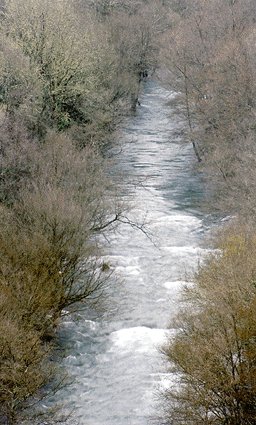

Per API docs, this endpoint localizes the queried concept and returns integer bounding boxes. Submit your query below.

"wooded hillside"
[162,2,256,424]
[0,0,165,423]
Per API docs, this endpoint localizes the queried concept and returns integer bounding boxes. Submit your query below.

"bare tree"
[160,0,256,219]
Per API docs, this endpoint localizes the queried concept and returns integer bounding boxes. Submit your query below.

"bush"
[1,0,134,143]
[163,226,256,424]
[0,132,116,423]
[0,307,53,424]
[0,132,113,330]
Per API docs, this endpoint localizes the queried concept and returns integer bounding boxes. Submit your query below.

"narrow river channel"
[57,81,212,425]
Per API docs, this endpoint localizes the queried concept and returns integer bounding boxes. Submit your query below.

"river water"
[57,81,212,425]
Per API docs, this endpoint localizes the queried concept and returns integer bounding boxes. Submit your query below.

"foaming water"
[56,81,212,425]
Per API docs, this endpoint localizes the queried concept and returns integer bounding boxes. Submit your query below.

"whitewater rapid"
[57,81,211,425]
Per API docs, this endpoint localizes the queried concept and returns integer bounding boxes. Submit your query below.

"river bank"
[53,80,214,425]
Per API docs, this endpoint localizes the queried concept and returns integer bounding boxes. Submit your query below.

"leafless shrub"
[163,225,256,424]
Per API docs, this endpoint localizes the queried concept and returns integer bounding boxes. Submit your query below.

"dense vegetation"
[2,0,256,423]
[0,0,166,423]
[163,228,256,424]
[161,1,256,424]
[161,0,256,219]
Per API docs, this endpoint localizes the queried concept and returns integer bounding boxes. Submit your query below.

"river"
[56,80,212,425]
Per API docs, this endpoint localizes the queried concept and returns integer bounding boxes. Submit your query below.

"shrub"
[0,132,115,422]
[163,226,256,424]
[0,307,52,424]
[0,132,113,332]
